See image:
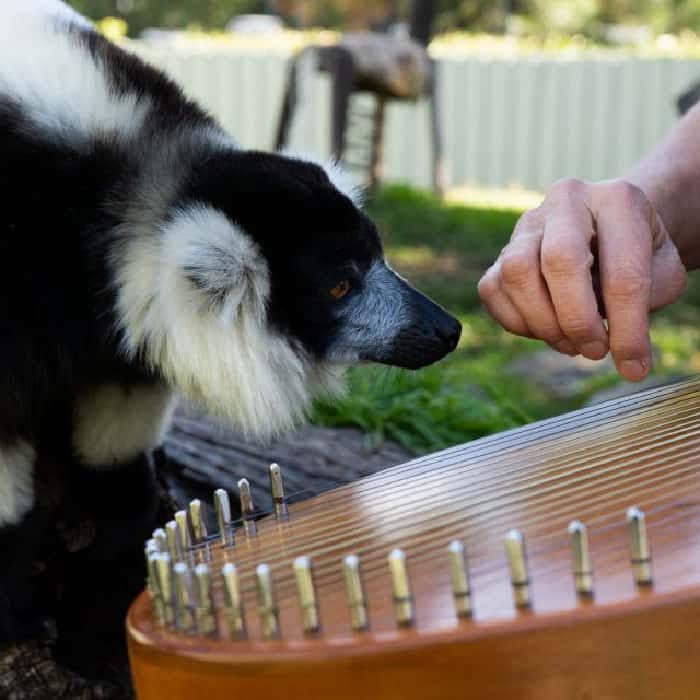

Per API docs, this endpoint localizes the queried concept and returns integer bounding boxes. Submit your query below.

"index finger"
[593,183,653,381]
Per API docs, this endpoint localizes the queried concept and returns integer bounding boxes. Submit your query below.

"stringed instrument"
[127,378,700,699]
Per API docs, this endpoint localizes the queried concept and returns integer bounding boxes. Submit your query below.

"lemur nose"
[436,317,462,351]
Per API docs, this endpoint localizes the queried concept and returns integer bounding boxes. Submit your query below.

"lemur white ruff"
[0,0,460,647]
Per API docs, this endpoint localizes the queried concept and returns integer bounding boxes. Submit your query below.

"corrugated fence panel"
[128,42,700,192]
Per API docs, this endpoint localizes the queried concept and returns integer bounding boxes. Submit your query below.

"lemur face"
[122,151,461,439]
[194,151,462,371]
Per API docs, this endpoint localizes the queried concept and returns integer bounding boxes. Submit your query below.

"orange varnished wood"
[128,378,700,698]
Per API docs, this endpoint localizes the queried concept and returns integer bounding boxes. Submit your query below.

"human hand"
[478,178,687,381]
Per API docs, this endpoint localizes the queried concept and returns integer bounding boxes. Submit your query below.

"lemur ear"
[166,206,270,322]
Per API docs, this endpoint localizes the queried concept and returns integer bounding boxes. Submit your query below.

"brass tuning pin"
[293,556,320,633]
[388,548,414,626]
[146,548,164,624]
[269,463,289,521]
[214,488,234,548]
[144,538,158,580]
[342,554,369,631]
[165,520,184,563]
[256,564,280,639]
[188,499,208,542]
[188,499,210,562]
[194,563,217,636]
[447,540,471,617]
[627,507,653,585]
[221,562,246,639]
[505,529,531,608]
[174,510,192,557]
[155,552,174,626]
[173,562,195,633]
[152,528,167,552]
[238,478,258,537]
[568,520,594,596]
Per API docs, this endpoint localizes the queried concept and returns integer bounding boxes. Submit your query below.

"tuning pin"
[221,562,246,639]
[165,520,184,562]
[145,538,158,570]
[293,556,320,633]
[238,478,257,537]
[214,489,234,548]
[155,553,174,626]
[505,529,531,608]
[447,540,471,617]
[342,554,369,631]
[269,463,289,521]
[174,510,192,556]
[388,548,413,626]
[568,520,594,596]
[627,507,652,585]
[255,564,279,639]
[147,551,165,624]
[152,528,168,552]
[194,563,217,636]
[145,539,159,589]
[188,499,208,542]
[188,499,210,562]
[173,562,195,633]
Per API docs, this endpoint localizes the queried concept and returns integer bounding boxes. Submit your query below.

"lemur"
[0,0,461,670]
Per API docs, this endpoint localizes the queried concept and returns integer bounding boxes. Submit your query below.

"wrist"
[626,165,699,269]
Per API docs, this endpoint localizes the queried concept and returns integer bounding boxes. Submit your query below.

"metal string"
[197,398,700,570]
[189,385,700,559]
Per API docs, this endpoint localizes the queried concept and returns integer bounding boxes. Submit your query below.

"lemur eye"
[329,280,352,300]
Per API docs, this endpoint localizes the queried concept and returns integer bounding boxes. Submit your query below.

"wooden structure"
[274,1,444,193]
[128,377,700,698]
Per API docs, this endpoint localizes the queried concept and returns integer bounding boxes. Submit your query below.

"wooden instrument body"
[127,379,700,698]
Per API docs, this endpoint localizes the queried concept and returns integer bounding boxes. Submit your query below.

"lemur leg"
[0,438,46,641]
[55,382,176,676]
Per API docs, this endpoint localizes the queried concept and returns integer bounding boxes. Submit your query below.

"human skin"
[478,102,700,382]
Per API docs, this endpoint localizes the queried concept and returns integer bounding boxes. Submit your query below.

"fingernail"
[619,359,649,382]
[580,341,607,360]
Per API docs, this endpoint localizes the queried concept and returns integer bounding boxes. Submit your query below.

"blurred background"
[70,0,700,455]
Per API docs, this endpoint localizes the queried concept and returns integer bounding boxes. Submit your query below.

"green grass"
[311,184,700,454]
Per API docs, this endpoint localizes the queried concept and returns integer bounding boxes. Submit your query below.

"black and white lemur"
[0,0,460,672]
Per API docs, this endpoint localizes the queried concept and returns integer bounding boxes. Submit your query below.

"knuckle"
[540,246,587,278]
[608,180,650,213]
[500,251,533,287]
[477,272,499,300]
[511,207,543,241]
[606,268,649,299]
[516,207,542,229]
[549,177,585,198]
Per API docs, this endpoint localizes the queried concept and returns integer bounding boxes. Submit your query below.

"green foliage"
[313,354,530,455]
[68,0,700,38]
[69,0,265,36]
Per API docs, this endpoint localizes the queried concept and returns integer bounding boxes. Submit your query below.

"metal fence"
[130,41,700,192]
